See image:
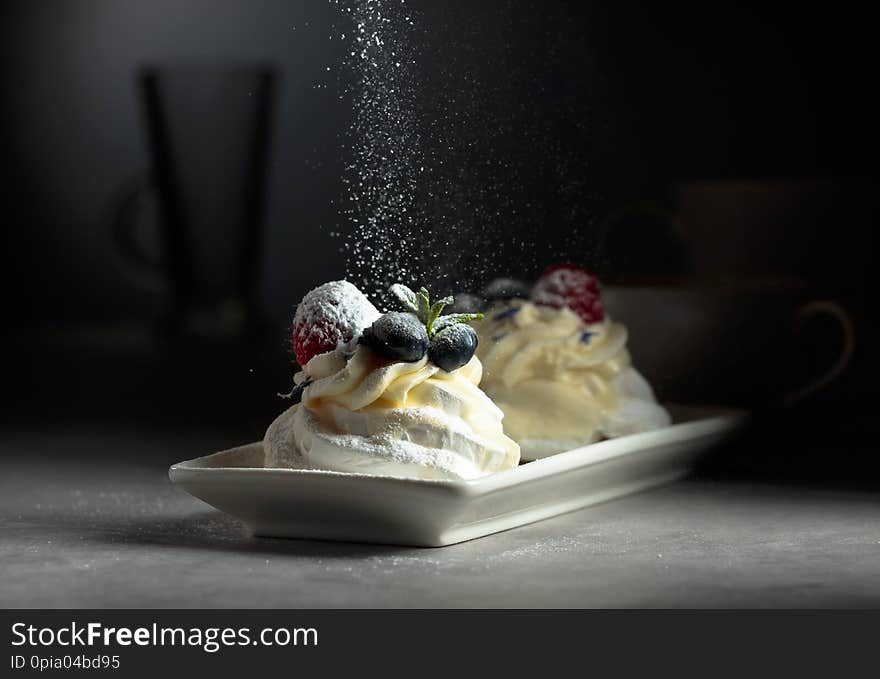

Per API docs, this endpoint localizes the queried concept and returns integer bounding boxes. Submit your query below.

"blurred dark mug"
[602,278,854,408]
[113,65,276,338]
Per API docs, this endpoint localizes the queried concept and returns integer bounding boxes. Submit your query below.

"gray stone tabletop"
[2,427,879,609]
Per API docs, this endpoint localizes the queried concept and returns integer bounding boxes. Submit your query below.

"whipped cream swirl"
[474,300,670,459]
[264,346,521,480]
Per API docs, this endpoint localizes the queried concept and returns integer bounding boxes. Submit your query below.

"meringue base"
[264,401,518,481]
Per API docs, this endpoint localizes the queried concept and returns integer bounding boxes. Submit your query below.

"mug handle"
[784,300,855,405]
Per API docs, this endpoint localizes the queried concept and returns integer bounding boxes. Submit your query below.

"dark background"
[1,1,877,480]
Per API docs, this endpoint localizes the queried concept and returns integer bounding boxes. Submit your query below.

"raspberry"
[531,263,604,324]
[292,281,380,366]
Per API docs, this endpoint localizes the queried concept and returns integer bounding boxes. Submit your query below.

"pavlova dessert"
[473,264,670,460]
[264,280,520,480]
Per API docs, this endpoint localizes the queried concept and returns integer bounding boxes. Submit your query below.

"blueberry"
[428,324,479,372]
[359,312,429,362]
[492,306,521,321]
[482,277,532,302]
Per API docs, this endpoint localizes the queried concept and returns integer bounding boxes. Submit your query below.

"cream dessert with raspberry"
[473,265,670,460]
[264,281,520,480]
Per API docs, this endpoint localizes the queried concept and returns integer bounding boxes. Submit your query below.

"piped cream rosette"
[473,300,670,460]
[264,344,521,480]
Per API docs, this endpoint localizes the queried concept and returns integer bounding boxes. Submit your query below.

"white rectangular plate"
[169,405,746,547]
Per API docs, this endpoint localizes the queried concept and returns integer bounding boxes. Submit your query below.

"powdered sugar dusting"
[295,280,379,330]
[430,323,475,354]
[531,265,604,323]
[293,280,380,364]
[532,268,585,307]
[371,311,421,336]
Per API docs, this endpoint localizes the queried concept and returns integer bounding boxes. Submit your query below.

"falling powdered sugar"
[333,0,424,300]
[328,1,608,300]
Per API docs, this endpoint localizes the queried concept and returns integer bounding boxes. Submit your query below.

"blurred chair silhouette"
[114,64,277,340]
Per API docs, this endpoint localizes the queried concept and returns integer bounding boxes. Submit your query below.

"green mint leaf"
[433,312,484,334]
[416,287,431,324]
[389,284,420,314]
[426,295,454,337]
